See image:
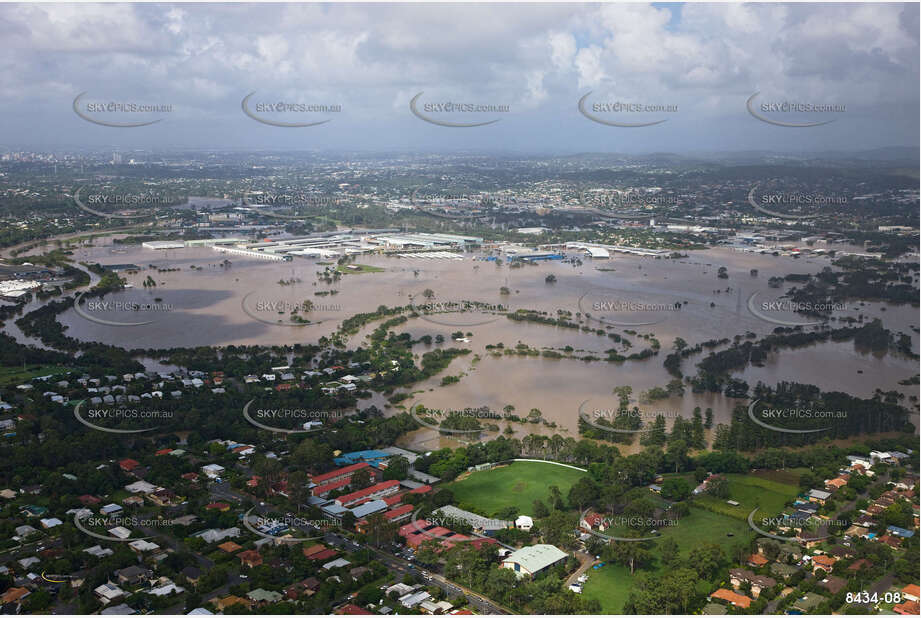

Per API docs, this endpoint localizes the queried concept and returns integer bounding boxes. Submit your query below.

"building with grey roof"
[501,544,568,578]
[434,505,512,534]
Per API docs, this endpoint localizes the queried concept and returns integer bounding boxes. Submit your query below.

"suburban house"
[710,589,751,609]
[728,569,777,598]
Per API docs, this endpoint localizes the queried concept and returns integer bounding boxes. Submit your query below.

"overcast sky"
[0,2,918,154]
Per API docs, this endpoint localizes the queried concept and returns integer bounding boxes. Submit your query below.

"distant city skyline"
[0,3,918,153]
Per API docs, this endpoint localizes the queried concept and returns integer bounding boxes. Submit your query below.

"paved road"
[355,541,513,615]
[0,223,158,260]
[565,551,597,588]
[0,537,63,564]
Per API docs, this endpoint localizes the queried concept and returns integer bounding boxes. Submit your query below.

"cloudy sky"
[0,2,918,153]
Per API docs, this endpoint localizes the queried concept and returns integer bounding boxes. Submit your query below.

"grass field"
[659,507,755,553]
[583,508,753,613]
[447,461,586,516]
[0,365,69,387]
[751,468,809,486]
[580,563,633,613]
[693,473,800,521]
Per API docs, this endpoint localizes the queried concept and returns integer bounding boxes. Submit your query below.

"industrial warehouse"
[137,231,484,261]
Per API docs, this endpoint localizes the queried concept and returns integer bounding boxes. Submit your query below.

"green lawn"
[693,473,799,521]
[447,461,587,516]
[580,563,632,614]
[582,508,751,614]
[0,365,70,387]
[659,507,755,554]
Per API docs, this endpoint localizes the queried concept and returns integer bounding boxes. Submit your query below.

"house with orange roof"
[894,600,920,615]
[902,584,920,602]
[810,554,837,574]
[218,541,242,553]
[335,603,373,614]
[747,553,769,568]
[302,544,328,558]
[710,588,752,609]
[580,511,605,531]
[118,458,140,472]
[0,587,30,604]
[308,548,338,561]
[878,534,903,549]
[214,595,252,611]
[238,549,263,568]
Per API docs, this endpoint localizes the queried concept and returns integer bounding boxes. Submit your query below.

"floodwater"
[7,236,919,449]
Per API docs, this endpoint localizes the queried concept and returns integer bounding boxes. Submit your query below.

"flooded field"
[8,236,919,449]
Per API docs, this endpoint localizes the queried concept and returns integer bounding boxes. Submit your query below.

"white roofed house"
[807,489,832,504]
[200,464,225,478]
[128,539,160,553]
[84,545,114,558]
[196,527,240,544]
[39,517,63,529]
[515,515,534,531]
[125,480,158,494]
[94,583,126,604]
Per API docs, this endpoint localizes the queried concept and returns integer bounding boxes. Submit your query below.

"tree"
[363,512,399,547]
[687,543,725,580]
[761,540,780,562]
[706,475,730,499]
[665,439,688,474]
[286,471,309,510]
[691,407,706,449]
[642,414,667,446]
[382,456,410,481]
[604,536,653,574]
[532,499,550,519]
[547,485,565,511]
[659,537,680,568]
[291,439,333,471]
[660,477,691,501]
[568,477,599,514]
[350,467,373,490]
[540,510,577,548]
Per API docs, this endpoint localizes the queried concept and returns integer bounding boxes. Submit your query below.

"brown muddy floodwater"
[15,237,919,451]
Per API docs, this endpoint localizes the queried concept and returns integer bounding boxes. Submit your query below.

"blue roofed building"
[334,449,390,468]
[886,525,915,538]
